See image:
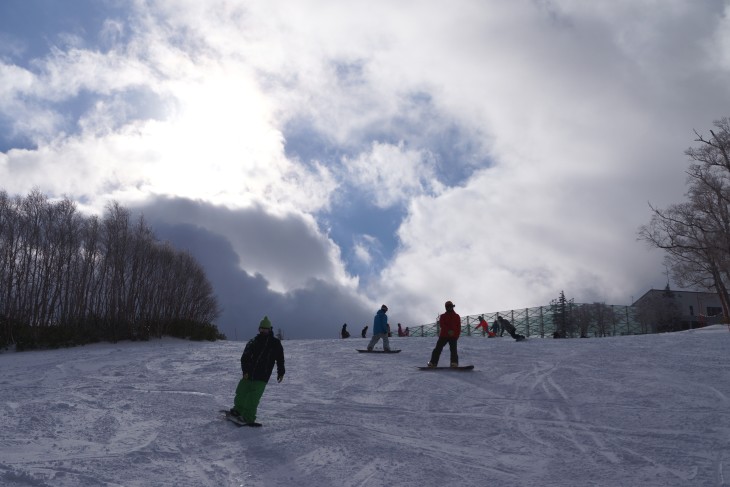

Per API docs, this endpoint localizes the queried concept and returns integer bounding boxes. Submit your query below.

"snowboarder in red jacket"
[475,315,489,336]
[427,301,461,367]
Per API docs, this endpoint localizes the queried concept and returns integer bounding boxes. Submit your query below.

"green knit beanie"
[259,316,272,329]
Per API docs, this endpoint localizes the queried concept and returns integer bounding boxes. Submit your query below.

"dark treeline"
[0,189,223,350]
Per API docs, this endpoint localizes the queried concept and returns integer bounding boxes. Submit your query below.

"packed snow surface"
[2,326,729,486]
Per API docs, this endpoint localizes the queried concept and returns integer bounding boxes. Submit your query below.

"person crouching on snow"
[475,315,490,336]
[497,316,526,341]
[229,316,285,425]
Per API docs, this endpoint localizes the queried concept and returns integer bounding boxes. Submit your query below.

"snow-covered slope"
[2,326,729,486]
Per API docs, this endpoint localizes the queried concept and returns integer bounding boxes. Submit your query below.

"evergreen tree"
[550,291,575,337]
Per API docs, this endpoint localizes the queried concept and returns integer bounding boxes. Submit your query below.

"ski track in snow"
[1,328,730,486]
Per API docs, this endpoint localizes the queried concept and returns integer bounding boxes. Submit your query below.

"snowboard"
[356,349,401,353]
[220,409,262,427]
[417,365,474,371]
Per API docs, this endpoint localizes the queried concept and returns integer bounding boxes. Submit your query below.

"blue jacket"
[373,309,388,335]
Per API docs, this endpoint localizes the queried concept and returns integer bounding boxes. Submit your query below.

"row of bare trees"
[0,189,221,349]
[639,118,730,322]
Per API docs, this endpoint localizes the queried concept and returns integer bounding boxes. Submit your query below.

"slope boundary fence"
[410,303,643,339]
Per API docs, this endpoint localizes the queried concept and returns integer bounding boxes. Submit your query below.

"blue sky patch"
[0,0,130,65]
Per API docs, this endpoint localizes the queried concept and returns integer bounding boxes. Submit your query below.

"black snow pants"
[430,338,458,366]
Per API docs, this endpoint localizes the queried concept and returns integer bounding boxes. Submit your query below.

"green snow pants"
[233,379,267,423]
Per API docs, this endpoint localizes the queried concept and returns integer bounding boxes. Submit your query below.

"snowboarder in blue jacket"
[367,305,391,351]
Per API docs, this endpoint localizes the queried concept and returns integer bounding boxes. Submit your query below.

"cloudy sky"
[2,0,729,339]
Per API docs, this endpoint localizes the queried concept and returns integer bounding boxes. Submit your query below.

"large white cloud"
[2,0,729,331]
[343,141,443,208]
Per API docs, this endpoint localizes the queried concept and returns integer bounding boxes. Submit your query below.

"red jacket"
[439,310,461,338]
[475,318,488,331]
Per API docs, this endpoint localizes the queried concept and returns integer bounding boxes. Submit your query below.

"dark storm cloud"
[133,196,375,339]
[133,196,346,292]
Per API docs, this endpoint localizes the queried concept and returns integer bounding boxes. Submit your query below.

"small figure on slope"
[341,323,350,338]
[367,304,391,351]
[475,315,496,337]
[229,316,285,426]
[428,301,461,368]
[397,323,406,337]
[497,315,526,341]
[490,319,500,336]
[361,325,368,338]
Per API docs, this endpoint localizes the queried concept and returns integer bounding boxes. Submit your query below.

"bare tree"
[0,189,221,348]
[0,191,21,345]
[639,118,730,322]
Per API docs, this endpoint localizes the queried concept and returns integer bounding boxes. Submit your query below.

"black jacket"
[241,333,285,382]
[502,319,516,333]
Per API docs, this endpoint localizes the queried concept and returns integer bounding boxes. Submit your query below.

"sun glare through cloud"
[141,68,284,205]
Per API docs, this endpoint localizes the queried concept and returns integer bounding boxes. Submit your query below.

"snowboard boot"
[427,362,436,368]
[450,363,459,368]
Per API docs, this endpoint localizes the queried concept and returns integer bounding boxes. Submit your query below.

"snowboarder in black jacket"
[230,316,285,425]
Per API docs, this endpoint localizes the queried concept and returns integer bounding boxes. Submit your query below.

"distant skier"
[397,323,406,336]
[341,323,351,338]
[497,316,525,341]
[361,325,368,338]
[427,301,461,368]
[367,305,391,351]
[229,316,285,426]
[490,319,500,336]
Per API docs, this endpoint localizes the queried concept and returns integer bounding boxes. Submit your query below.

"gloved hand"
[242,373,249,380]
[277,375,284,383]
